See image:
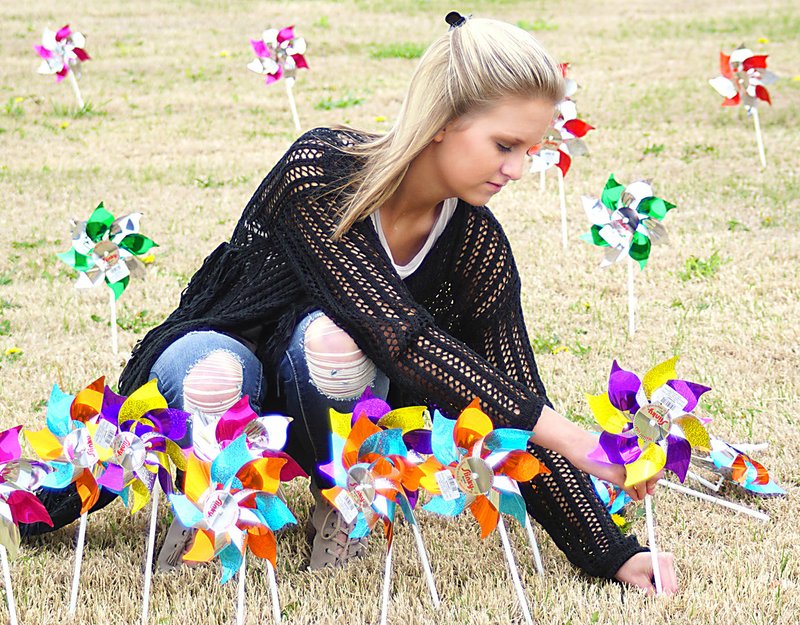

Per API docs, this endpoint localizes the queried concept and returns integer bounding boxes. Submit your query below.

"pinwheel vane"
[709,46,777,168]
[581,175,675,334]
[247,26,308,132]
[34,25,89,108]
[58,202,157,353]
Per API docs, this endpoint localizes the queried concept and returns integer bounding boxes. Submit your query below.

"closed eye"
[496,142,512,153]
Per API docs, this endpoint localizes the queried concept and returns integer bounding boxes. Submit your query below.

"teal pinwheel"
[57,202,157,299]
[581,175,675,268]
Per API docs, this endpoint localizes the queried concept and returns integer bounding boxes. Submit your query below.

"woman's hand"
[615,551,678,596]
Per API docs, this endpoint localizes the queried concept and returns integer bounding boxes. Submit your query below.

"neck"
[382,143,449,221]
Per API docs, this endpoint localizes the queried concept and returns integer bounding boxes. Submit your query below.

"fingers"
[657,552,678,595]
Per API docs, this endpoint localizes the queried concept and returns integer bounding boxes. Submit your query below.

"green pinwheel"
[57,202,157,300]
[581,175,675,269]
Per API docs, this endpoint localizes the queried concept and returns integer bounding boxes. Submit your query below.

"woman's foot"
[308,486,368,569]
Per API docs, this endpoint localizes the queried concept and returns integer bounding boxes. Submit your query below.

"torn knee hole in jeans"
[182,349,244,417]
[306,350,377,400]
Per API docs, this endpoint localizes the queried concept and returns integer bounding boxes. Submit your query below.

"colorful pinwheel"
[0,426,52,557]
[247,26,308,85]
[590,475,636,531]
[88,380,190,513]
[25,377,111,514]
[34,25,90,108]
[247,26,308,132]
[581,175,675,269]
[697,438,785,496]
[419,399,549,538]
[586,357,712,486]
[169,443,296,584]
[709,47,776,111]
[34,25,89,82]
[528,101,593,178]
[58,202,157,301]
[709,46,776,168]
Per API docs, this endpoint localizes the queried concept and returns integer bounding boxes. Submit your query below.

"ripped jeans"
[150,310,390,487]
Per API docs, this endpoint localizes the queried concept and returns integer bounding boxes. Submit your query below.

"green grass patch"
[677,250,729,281]
[516,18,559,31]
[369,42,426,59]
[50,100,108,119]
[314,94,364,110]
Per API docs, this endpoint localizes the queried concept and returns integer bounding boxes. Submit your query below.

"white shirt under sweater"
[370,197,458,279]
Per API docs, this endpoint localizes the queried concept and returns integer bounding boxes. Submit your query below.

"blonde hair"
[332,17,564,239]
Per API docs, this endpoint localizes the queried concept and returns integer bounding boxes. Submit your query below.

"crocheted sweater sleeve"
[262,130,548,431]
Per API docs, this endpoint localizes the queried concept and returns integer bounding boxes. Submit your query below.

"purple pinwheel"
[34,24,89,108]
[586,357,712,485]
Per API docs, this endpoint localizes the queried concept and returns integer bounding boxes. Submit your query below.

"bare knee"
[304,315,376,400]
[183,350,243,417]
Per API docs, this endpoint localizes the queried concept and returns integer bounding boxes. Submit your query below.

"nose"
[501,152,526,181]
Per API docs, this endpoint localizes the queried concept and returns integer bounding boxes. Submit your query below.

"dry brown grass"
[1,0,798,623]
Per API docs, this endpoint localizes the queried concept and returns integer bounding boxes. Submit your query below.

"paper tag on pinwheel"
[528,104,594,177]
[34,25,89,82]
[0,426,54,557]
[709,46,777,112]
[84,380,191,513]
[690,437,785,497]
[169,442,296,584]
[247,26,308,85]
[25,378,110,514]
[586,357,712,486]
[57,202,157,300]
[419,399,549,538]
[581,174,675,269]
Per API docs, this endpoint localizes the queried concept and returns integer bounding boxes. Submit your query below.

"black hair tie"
[445,11,468,30]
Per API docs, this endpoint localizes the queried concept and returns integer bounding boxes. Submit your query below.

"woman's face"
[431,96,555,206]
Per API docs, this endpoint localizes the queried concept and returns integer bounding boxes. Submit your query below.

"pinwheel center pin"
[454,457,493,496]
[111,432,146,472]
[346,465,376,509]
[63,429,98,468]
[242,420,272,450]
[633,404,671,444]
[202,491,239,533]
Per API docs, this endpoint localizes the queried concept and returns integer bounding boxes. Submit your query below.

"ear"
[432,127,447,143]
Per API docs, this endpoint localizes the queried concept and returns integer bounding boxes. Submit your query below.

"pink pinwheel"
[709,46,776,111]
[34,24,89,83]
[0,426,53,556]
[586,357,712,486]
[247,26,308,86]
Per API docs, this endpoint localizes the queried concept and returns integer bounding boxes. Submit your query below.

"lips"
[486,181,504,192]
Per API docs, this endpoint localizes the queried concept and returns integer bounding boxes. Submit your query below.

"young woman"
[33,14,677,594]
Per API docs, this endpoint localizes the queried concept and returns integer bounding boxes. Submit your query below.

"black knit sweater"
[120,127,645,578]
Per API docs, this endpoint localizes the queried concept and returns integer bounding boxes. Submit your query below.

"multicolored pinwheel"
[709,47,776,111]
[247,26,308,132]
[528,100,593,177]
[34,25,89,83]
[0,426,52,557]
[247,26,308,85]
[590,475,635,531]
[581,175,675,269]
[88,380,190,513]
[586,357,712,486]
[58,202,157,300]
[696,438,785,496]
[25,377,112,514]
[169,443,296,584]
[419,399,550,538]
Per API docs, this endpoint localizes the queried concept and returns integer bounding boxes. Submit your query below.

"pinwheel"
[529,101,594,250]
[170,442,296,625]
[590,475,633,522]
[34,24,89,108]
[709,46,777,168]
[417,399,549,625]
[694,437,784,497]
[85,379,190,625]
[0,426,53,625]
[24,377,113,616]
[247,26,308,132]
[580,174,675,334]
[57,202,157,353]
[321,410,440,624]
[585,357,712,593]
